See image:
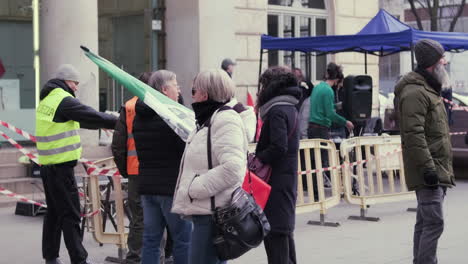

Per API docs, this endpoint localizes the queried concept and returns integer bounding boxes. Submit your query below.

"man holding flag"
[36,64,117,264]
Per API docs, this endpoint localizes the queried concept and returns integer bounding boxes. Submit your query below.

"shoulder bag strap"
[207,118,216,212]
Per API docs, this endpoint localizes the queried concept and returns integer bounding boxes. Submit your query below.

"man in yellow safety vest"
[36,64,117,264]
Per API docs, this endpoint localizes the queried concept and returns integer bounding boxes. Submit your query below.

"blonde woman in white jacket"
[172,69,249,264]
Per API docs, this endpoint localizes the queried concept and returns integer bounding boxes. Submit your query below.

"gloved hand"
[423,168,439,188]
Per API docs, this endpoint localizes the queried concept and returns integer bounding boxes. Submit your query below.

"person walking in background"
[293,68,313,139]
[133,70,191,264]
[172,69,248,264]
[111,72,151,264]
[395,39,455,264]
[255,66,301,264]
[221,58,236,78]
[36,64,117,264]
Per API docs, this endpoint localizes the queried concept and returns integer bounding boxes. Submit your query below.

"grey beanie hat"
[221,58,236,71]
[415,39,445,69]
[54,64,80,83]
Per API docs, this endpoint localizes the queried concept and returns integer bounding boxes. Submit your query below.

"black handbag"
[206,116,270,261]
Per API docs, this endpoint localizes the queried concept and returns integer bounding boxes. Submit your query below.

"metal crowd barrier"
[340,136,415,221]
[249,138,342,227]
[296,139,342,227]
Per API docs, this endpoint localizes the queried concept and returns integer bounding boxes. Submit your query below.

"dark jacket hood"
[39,79,75,100]
[280,86,302,101]
[135,98,157,117]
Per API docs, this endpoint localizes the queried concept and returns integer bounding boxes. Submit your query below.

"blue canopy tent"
[259,9,468,77]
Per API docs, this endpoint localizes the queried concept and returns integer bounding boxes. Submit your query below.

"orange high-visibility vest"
[126,96,139,175]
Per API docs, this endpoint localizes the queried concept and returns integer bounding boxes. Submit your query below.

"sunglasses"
[192,88,196,96]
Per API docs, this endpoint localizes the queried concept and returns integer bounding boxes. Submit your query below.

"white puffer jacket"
[171,106,248,216]
[226,98,256,143]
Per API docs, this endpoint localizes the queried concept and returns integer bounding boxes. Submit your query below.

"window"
[283,16,296,67]
[267,2,328,81]
[268,0,326,9]
[267,15,279,67]
[302,0,325,9]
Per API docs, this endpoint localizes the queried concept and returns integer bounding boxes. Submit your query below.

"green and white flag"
[81,46,195,141]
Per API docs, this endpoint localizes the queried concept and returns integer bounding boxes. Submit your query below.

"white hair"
[193,69,235,102]
[148,70,176,92]
[433,63,451,89]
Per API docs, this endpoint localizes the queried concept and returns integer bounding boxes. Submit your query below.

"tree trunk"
[408,0,425,30]
[449,0,467,32]
[429,0,439,31]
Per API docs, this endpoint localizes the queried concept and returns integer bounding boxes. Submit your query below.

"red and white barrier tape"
[1,119,464,178]
[0,120,37,142]
[443,97,468,111]
[298,148,401,175]
[0,186,99,218]
[0,186,46,208]
[0,130,39,164]
[0,120,121,177]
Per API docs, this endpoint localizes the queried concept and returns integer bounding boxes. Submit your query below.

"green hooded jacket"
[394,71,455,191]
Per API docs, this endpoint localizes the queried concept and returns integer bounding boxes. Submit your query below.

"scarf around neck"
[192,99,226,127]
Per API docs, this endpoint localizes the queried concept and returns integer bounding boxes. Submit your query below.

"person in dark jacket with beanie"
[255,66,301,264]
[133,70,191,264]
[395,39,455,264]
[37,64,117,264]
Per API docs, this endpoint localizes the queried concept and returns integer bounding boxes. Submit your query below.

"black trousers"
[264,232,296,264]
[41,163,88,264]
[126,175,143,263]
[307,123,331,201]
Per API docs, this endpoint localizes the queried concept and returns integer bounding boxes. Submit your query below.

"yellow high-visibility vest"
[36,88,82,165]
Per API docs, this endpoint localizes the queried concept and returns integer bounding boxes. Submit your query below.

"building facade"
[0,0,379,143]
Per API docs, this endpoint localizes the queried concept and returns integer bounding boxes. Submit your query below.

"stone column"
[40,0,100,146]
[166,0,236,105]
[233,0,267,104]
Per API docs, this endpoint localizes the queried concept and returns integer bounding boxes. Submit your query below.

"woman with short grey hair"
[172,69,251,263]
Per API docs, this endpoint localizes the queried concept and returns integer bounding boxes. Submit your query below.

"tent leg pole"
[410,43,415,70]
[258,49,263,93]
[364,52,368,75]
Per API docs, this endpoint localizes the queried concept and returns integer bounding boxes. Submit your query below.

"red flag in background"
[0,59,5,78]
[247,92,255,107]
[247,92,263,142]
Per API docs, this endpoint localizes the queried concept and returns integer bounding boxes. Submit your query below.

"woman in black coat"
[255,66,301,264]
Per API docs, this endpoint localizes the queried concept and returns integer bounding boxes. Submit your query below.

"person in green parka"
[395,39,455,264]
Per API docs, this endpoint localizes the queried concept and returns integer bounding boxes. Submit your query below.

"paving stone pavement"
[1,180,467,264]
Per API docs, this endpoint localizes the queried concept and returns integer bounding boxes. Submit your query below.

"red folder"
[242,170,271,209]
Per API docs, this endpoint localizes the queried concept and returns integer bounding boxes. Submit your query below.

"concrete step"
[0,149,24,164]
[0,177,44,208]
[0,177,43,195]
[0,147,36,164]
[0,163,29,179]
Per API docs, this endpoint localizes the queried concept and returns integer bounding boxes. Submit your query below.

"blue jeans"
[141,195,192,264]
[190,215,227,264]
